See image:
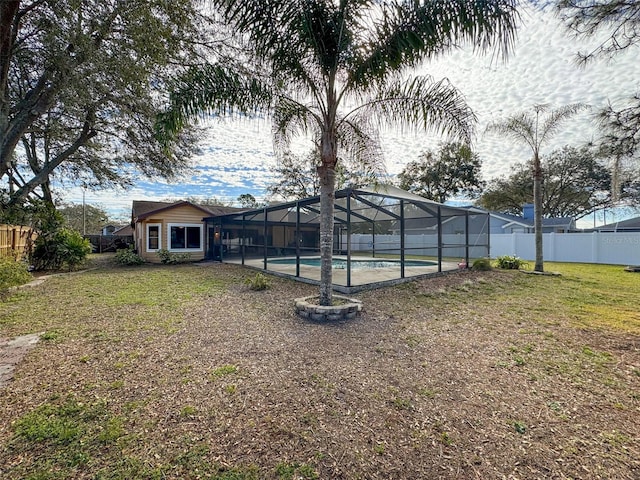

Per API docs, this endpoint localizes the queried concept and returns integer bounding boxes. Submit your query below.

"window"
[168,224,202,251]
[147,224,161,251]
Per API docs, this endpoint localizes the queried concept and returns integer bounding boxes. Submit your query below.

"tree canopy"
[267,150,382,201]
[557,0,640,62]
[477,146,640,219]
[557,0,640,187]
[237,193,260,209]
[398,142,483,203]
[57,202,109,235]
[0,0,209,209]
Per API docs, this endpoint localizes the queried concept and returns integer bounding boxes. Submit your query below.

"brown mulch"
[0,265,638,479]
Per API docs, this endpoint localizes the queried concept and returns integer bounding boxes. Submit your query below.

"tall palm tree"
[158,0,519,305]
[486,103,588,272]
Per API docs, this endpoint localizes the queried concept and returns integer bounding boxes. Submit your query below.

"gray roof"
[472,208,574,227]
[541,217,574,227]
[590,216,640,231]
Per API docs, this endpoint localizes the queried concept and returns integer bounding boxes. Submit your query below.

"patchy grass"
[546,262,640,333]
[0,260,638,479]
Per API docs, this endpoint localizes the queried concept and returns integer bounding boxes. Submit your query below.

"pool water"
[268,258,436,269]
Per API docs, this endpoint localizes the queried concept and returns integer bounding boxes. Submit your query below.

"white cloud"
[58,4,638,225]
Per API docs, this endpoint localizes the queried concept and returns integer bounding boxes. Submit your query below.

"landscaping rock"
[294,295,363,321]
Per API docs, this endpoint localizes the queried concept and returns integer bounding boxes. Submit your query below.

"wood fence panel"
[0,224,36,259]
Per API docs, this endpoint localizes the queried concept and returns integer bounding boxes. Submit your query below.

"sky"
[61,3,639,227]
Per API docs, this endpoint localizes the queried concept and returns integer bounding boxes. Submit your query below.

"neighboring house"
[586,216,640,233]
[102,224,133,236]
[113,224,134,236]
[131,200,241,262]
[102,225,117,235]
[471,204,576,234]
[84,224,135,253]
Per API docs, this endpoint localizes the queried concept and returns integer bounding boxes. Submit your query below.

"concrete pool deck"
[224,256,461,292]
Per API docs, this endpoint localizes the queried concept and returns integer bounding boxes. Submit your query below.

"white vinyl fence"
[490,232,640,265]
[350,232,640,265]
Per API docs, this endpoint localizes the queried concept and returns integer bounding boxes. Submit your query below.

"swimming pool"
[268,257,437,269]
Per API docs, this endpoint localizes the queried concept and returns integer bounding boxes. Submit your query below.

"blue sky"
[61,4,639,227]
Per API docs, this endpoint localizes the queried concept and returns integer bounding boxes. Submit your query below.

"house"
[471,204,576,234]
[131,200,242,262]
[101,224,133,236]
[112,224,134,236]
[102,225,118,235]
[586,216,640,233]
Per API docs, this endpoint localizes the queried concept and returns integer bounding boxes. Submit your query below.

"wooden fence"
[0,224,37,260]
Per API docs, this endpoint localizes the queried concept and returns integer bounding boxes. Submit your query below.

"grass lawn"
[0,256,638,479]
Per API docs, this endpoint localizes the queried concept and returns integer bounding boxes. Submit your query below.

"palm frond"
[213,0,328,101]
[538,103,590,145]
[350,0,519,89]
[214,0,295,54]
[485,113,537,152]
[272,97,321,159]
[347,75,476,143]
[155,64,273,145]
[336,116,387,178]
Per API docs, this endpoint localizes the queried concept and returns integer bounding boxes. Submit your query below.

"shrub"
[495,255,528,270]
[157,249,192,264]
[471,258,492,271]
[115,247,145,266]
[31,227,92,271]
[244,272,270,291]
[0,255,32,291]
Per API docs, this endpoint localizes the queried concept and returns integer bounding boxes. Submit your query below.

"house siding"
[138,205,208,262]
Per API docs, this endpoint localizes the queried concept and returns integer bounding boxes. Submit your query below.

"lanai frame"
[204,185,490,289]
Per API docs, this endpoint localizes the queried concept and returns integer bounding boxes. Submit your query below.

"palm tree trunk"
[318,164,335,306]
[533,153,544,272]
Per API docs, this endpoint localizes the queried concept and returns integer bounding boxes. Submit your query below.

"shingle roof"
[542,217,574,227]
[591,216,640,231]
[132,200,242,222]
[113,224,133,236]
[491,211,533,226]
[475,209,574,228]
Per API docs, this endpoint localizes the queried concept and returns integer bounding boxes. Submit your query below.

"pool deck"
[225,256,461,292]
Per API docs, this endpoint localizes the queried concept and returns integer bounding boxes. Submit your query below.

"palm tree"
[158,0,519,305]
[486,104,588,272]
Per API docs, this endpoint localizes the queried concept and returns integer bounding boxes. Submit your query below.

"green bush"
[115,247,145,266]
[244,272,270,291]
[471,258,492,271]
[157,248,192,264]
[31,227,92,271]
[0,255,32,291]
[495,255,528,270]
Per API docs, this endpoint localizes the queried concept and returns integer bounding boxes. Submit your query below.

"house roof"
[132,200,242,222]
[542,217,574,227]
[470,207,574,229]
[589,216,640,231]
[113,224,133,236]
